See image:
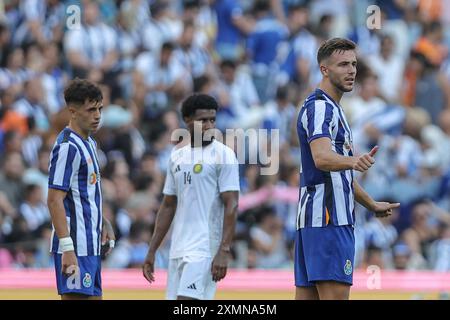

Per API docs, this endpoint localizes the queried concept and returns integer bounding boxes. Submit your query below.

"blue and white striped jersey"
[48,127,103,256]
[297,89,355,228]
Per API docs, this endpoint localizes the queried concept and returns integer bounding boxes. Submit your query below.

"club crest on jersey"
[344,259,353,275]
[89,172,97,185]
[193,163,203,174]
[83,273,92,288]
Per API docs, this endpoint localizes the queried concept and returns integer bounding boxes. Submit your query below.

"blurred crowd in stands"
[1,0,450,272]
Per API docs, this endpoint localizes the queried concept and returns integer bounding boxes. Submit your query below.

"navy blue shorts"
[295,224,355,287]
[53,254,102,296]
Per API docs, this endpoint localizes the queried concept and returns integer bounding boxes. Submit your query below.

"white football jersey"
[163,139,240,259]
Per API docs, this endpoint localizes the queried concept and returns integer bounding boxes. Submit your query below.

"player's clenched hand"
[142,252,155,284]
[352,146,378,172]
[62,251,78,277]
[211,249,230,282]
[101,217,116,256]
[372,201,400,218]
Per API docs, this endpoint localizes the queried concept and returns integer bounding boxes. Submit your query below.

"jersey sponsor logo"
[175,165,181,173]
[187,283,197,290]
[89,172,97,185]
[83,273,92,288]
[344,259,353,275]
[193,163,202,174]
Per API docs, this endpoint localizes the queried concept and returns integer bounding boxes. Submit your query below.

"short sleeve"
[48,143,80,192]
[23,0,40,20]
[102,25,117,52]
[162,160,177,196]
[302,100,334,143]
[229,0,243,19]
[64,29,84,53]
[218,149,240,193]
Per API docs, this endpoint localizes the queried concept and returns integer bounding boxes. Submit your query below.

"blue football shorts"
[53,253,102,296]
[295,223,355,287]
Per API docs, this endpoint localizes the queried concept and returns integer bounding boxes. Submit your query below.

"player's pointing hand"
[372,201,400,218]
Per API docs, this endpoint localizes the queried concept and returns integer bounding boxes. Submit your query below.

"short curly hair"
[64,78,103,107]
[181,93,218,118]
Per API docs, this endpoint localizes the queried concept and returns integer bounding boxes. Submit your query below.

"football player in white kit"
[142,93,240,300]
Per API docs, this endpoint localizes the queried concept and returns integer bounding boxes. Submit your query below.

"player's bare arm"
[310,137,378,172]
[212,191,239,282]
[47,188,77,276]
[353,180,400,218]
[143,194,177,283]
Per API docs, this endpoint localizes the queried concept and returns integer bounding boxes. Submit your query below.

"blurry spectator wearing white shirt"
[367,34,405,104]
[114,10,142,100]
[12,77,49,133]
[285,4,321,93]
[250,207,291,269]
[216,60,264,130]
[64,0,119,84]
[133,42,189,119]
[23,147,50,202]
[431,225,450,271]
[173,20,213,79]
[13,0,65,46]
[19,184,49,233]
[262,86,296,145]
[41,42,68,115]
[181,0,217,50]
[140,0,183,53]
[119,0,150,32]
[0,47,31,96]
[364,204,399,269]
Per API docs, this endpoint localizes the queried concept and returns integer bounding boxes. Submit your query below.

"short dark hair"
[317,38,356,64]
[253,0,270,13]
[161,41,175,52]
[220,59,236,70]
[25,183,40,199]
[181,93,218,118]
[193,75,211,92]
[64,78,102,106]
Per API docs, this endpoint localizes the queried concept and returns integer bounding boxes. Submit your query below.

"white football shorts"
[166,255,216,300]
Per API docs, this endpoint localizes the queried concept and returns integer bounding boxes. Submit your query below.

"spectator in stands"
[13,0,65,46]
[64,0,119,84]
[250,206,290,269]
[212,0,253,61]
[0,152,25,209]
[18,184,49,234]
[246,0,288,102]
[133,41,189,120]
[262,85,296,145]
[367,34,405,104]
[140,0,182,53]
[401,199,438,269]
[215,59,263,130]
[105,221,152,268]
[0,47,30,95]
[174,20,213,79]
[12,77,49,133]
[364,202,399,269]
